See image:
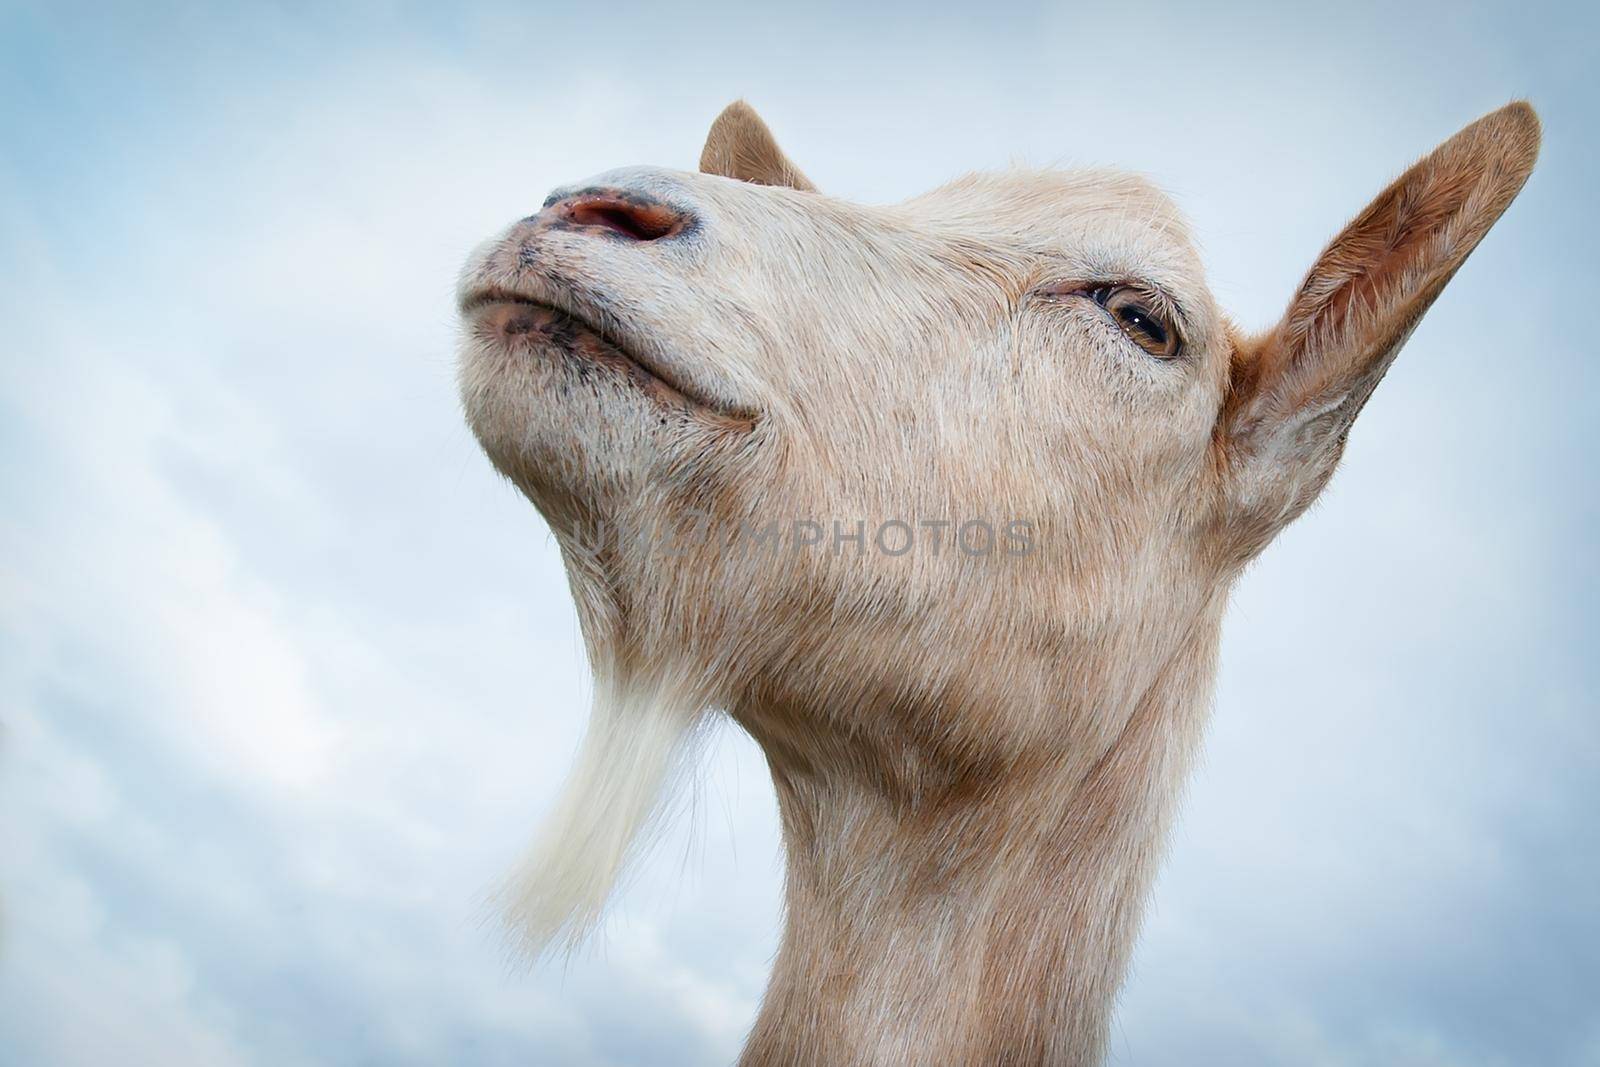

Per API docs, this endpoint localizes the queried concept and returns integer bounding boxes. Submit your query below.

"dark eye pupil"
[1117,306,1165,344]
[1082,284,1177,356]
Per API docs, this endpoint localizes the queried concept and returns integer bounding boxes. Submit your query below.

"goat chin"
[494,659,715,962]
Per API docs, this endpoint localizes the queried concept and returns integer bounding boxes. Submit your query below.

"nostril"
[562,195,687,242]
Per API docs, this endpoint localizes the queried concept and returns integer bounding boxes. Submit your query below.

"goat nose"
[536,189,693,242]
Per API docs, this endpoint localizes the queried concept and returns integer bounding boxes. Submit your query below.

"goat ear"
[1218,102,1539,558]
[699,100,817,191]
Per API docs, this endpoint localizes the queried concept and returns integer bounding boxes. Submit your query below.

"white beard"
[495,657,714,959]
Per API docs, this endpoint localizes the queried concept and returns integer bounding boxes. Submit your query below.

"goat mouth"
[462,288,752,424]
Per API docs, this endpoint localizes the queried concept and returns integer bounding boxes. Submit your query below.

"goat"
[457,99,1539,1066]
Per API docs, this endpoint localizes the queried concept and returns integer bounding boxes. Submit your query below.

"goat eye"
[1090,285,1180,359]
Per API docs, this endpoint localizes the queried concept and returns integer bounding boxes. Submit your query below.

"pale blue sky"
[1,1,1597,1064]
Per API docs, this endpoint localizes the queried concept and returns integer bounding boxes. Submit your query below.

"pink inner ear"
[1262,103,1540,414]
[1213,103,1538,559]
[1289,160,1475,362]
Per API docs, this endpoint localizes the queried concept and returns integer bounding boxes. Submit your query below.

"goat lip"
[461,287,755,424]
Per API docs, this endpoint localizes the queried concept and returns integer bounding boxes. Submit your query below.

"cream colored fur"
[493,660,714,959]
[456,101,1539,1065]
